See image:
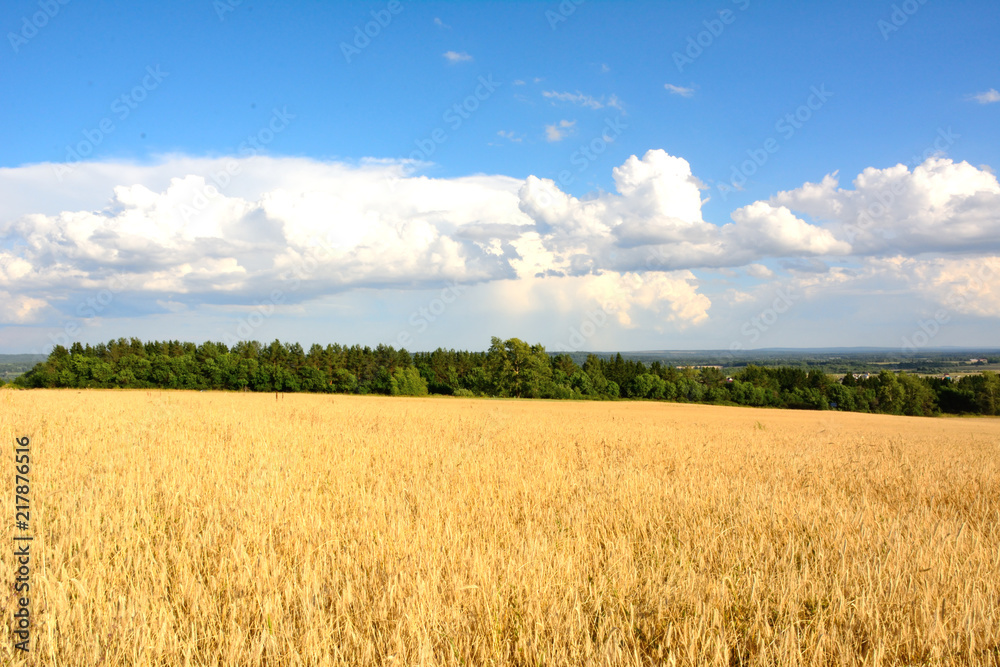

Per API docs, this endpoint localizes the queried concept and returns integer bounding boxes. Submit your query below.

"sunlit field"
[2,389,999,666]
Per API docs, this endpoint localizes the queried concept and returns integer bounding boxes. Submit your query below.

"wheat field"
[1,389,998,666]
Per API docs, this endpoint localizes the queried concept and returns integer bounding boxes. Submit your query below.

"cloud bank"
[2,150,999,346]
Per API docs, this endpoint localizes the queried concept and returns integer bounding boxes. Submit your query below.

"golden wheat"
[1,389,998,666]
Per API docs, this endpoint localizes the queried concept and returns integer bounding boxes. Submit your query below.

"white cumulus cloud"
[542,90,622,110]
[969,89,1000,104]
[443,51,472,63]
[5,149,1000,343]
[664,83,695,98]
[770,158,1000,255]
[516,149,850,275]
[544,119,576,142]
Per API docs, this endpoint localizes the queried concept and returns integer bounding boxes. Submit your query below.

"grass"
[2,389,999,665]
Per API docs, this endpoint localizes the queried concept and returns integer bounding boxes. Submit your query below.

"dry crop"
[2,389,999,665]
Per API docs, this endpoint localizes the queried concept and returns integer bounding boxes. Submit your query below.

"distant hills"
[0,354,49,383]
[617,347,1000,355]
[0,354,48,364]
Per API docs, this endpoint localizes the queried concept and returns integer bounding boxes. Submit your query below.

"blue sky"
[1,0,999,354]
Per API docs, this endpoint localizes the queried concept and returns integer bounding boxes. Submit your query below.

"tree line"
[6,337,999,417]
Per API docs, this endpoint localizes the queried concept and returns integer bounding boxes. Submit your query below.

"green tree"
[58,368,78,388]
[963,371,1000,415]
[569,370,595,397]
[92,361,115,386]
[875,371,905,415]
[826,383,857,412]
[485,337,552,398]
[898,373,938,416]
[462,367,491,396]
[298,366,328,393]
[331,368,357,393]
[393,367,429,396]
[372,367,398,395]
